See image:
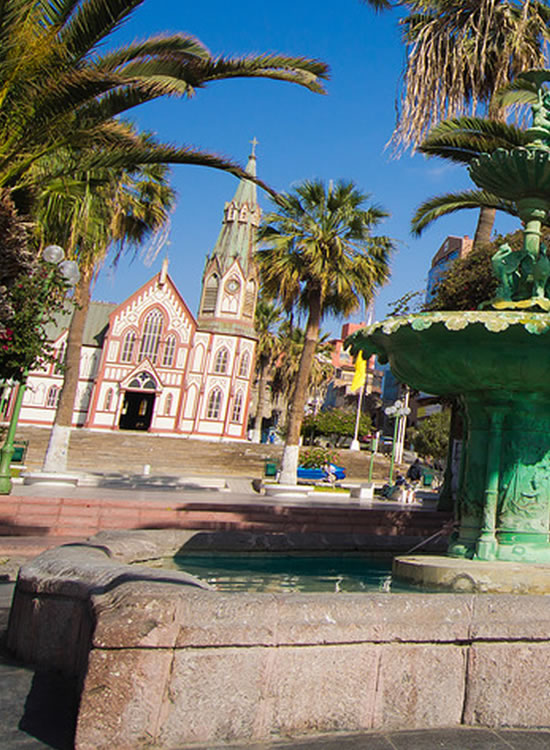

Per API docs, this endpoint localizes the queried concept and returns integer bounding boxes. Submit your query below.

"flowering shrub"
[0,266,70,381]
[299,446,340,468]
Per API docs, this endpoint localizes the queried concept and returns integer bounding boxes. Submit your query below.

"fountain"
[348,70,550,586]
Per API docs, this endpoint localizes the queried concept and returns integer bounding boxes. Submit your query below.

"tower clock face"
[225,279,240,294]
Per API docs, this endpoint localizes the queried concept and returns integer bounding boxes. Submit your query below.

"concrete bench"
[349,482,375,503]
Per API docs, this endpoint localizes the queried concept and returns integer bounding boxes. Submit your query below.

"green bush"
[302,408,371,447]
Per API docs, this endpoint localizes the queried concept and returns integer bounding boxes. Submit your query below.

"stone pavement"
[218,728,550,749]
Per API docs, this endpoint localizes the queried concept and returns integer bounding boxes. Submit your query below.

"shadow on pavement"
[19,670,78,750]
[95,473,219,492]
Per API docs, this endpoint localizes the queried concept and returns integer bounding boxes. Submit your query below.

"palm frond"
[31,141,280,198]
[420,116,528,163]
[95,35,210,71]
[59,0,145,60]
[411,189,517,236]
[496,72,543,108]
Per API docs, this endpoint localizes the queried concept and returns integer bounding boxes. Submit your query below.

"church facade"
[13,149,261,441]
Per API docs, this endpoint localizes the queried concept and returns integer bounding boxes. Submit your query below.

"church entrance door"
[119,391,155,431]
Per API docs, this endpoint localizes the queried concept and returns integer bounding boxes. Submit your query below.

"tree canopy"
[302,408,372,447]
[409,409,451,461]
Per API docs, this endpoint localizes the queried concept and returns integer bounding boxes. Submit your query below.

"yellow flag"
[350,351,367,392]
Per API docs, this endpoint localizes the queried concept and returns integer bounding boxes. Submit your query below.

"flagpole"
[349,382,364,451]
[349,351,367,452]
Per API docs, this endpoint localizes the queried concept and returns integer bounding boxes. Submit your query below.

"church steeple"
[208,141,260,276]
[197,142,261,335]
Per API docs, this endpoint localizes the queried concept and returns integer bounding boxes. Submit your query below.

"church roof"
[45,301,116,347]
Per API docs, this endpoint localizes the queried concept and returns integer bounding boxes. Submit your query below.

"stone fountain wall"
[7,530,550,749]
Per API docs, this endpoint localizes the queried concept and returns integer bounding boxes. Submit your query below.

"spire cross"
[250,136,258,156]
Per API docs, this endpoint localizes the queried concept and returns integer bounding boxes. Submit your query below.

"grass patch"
[312,485,349,494]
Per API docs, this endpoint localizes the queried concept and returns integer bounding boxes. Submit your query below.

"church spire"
[197,142,261,336]
[208,141,261,276]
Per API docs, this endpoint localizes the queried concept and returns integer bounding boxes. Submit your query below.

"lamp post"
[0,246,80,494]
[384,399,411,485]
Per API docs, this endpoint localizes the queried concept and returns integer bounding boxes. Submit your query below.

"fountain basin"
[348,311,550,563]
[7,529,550,749]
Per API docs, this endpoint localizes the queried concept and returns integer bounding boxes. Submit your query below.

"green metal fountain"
[349,71,550,569]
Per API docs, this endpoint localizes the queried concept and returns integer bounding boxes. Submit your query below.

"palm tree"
[391,0,550,151]
[271,322,333,430]
[257,179,394,484]
[361,0,550,246]
[411,116,528,237]
[0,0,329,202]
[35,146,176,472]
[250,298,282,444]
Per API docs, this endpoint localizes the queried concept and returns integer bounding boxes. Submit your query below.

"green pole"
[388,416,400,485]
[0,377,27,494]
[368,437,376,482]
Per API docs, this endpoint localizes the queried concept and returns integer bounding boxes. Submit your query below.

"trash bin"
[264,459,278,478]
[12,445,25,462]
[422,472,434,487]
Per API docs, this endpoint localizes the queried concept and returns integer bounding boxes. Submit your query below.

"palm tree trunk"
[473,100,503,249]
[251,358,269,443]
[42,268,91,472]
[279,296,321,484]
[473,206,496,248]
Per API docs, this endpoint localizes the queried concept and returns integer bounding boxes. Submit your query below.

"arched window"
[239,351,250,378]
[127,371,157,390]
[201,274,219,314]
[164,393,173,416]
[139,310,163,362]
[46,385,60,408]
[193,344,204,372]
[231,391,244,423]
[121,330,136,363]
[162,335,176,367]
[214,347,229,374]
[207,388,222,419]
[104,388,113,411]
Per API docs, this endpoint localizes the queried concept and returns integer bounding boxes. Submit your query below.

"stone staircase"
[14,426,397,481]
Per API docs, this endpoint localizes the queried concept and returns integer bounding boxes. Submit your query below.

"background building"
[425,235,473,304]
[324,322,382,412]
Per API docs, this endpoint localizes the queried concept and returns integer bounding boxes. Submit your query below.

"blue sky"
[92,0,517,334]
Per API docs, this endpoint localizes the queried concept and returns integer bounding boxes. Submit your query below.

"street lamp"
[0,246,80,494]
[384,398,411,485]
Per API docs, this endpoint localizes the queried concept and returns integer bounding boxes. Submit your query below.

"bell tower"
[197,141,260,336]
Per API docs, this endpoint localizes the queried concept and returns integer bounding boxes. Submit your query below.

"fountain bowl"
[7,529,550,749]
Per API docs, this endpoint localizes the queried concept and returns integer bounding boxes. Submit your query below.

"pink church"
[13,149,261,442]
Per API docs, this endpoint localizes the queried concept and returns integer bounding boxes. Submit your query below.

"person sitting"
[322,462,337,484]
[394,473,406,486]
[407,459,422,485]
